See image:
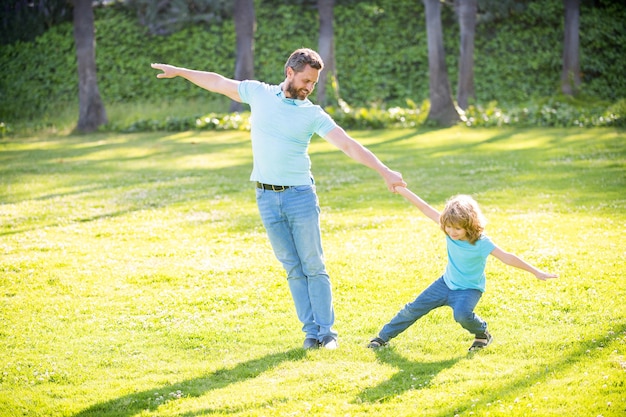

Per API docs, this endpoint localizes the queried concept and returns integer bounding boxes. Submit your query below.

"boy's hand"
[535,271,559,281]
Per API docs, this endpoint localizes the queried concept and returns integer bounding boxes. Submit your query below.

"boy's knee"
[453,311,475,325]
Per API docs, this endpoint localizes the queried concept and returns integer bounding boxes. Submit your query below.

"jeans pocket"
[293,184,314,193]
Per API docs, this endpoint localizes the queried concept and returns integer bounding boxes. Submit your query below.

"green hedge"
[1,0,624,123]
[96,95,622,135]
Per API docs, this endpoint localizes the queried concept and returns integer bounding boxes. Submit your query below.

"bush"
[84,96,621,134]
[461,96,623,128]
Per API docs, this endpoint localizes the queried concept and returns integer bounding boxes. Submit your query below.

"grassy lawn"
[0,126,624,416]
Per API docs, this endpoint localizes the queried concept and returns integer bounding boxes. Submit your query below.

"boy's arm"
[151,63,242,102]
[490,247,559,281]
[394,186,440,224]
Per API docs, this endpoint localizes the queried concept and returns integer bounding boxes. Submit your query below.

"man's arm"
[394,186,440,224]
[151,63,242,102]
[323,126,405,192]
[490,247,559,281]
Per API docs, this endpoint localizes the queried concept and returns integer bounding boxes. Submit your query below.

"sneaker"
[469,331,493,351]
[367,337,387,349]
[320,335,338,350]
[303,337,319,350]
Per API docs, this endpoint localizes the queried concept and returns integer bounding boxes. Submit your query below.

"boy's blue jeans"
[378,276,486,342]
[256,184,337,341]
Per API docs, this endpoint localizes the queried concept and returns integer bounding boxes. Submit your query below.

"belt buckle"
[271,184,285,192]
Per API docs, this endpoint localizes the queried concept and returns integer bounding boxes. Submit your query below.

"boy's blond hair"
[440,195,487,244]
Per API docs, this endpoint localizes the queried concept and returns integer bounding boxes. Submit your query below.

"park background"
[1,1,625,416]
[0,0,625,131]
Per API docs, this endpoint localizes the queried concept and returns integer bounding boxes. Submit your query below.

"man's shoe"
[320,336,338,350]
[303,338,319,350]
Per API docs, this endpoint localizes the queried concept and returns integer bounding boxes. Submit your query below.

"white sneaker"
[320,336,338,350]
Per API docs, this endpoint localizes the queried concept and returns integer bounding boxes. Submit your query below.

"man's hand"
[151,63,178,78]
[383,169,406,192]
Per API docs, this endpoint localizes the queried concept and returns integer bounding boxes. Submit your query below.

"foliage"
[0,0,625,126]
[332,1,431,107]
[253,2,319,85]
[327,99,429,130]
[579,2,626,101]
[112,112,251,132]
[475,0,530,23]
[2,95,623,137]
[102,96,623,133]
[123,0,232,35]
[461,96,624,128]
[1,127,625,416]
[0,5,236,122]
[0,0,72,46]
[0,22,76,122]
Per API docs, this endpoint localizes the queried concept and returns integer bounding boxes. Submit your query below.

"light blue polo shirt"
[443,234,496,292]
[238,80,338,186]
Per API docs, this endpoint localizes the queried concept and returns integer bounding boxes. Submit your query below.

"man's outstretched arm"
[324,126,405,192]
[151,63,242,102]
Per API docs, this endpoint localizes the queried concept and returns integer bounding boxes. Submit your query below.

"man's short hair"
[284,48,324,76]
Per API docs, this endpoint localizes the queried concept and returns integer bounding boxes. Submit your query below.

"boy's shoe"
[469,331,492,351]
[367,337,388,349]
[303,338,320,350]
[320,335,338,350]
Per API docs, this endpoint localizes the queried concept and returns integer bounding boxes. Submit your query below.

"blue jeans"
[378,276,486,342]
[256,183,337,341]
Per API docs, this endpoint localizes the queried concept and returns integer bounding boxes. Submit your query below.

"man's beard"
[285,81,309,100]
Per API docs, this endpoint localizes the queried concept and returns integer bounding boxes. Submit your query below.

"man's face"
[284,65,320,100]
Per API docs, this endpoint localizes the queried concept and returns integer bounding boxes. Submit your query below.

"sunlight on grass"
[0,126,624,417]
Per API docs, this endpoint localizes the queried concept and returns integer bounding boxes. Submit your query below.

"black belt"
[256,182,290,192]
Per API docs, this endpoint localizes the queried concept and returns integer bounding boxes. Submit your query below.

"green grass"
[5,97,230,136]
[1,126,624,417]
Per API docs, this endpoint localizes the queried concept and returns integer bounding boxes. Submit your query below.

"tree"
[73,0,107,133]
[230,0,256,112]
[316,0,338,107]
[455,0,477,110]
[561,0,580,96]
[423,0,460,126]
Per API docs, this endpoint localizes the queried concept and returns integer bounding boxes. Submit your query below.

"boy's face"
[445,224,468,241]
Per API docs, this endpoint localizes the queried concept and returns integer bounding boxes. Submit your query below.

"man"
[151,48,405,350]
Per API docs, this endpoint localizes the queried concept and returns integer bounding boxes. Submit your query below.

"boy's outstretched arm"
[490,247,559,281]
[394,186,440,224]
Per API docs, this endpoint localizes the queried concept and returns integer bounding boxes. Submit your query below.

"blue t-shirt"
[238,80,338,186]
[443,234,496,292]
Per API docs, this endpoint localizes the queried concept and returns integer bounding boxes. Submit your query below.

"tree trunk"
[561,0,580,96]
[317,0,338,107]
[73,0,107,133]
[455,0,477,110]
[230,0,256,112]
[423,0,459,126]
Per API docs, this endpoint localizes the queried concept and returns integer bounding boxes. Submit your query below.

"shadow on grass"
[354,322,626,415]
[72,348,307,417]
[314,126,625,213]
[425,322,626,417]
[0,132,256,237]
[356,348,462,403]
